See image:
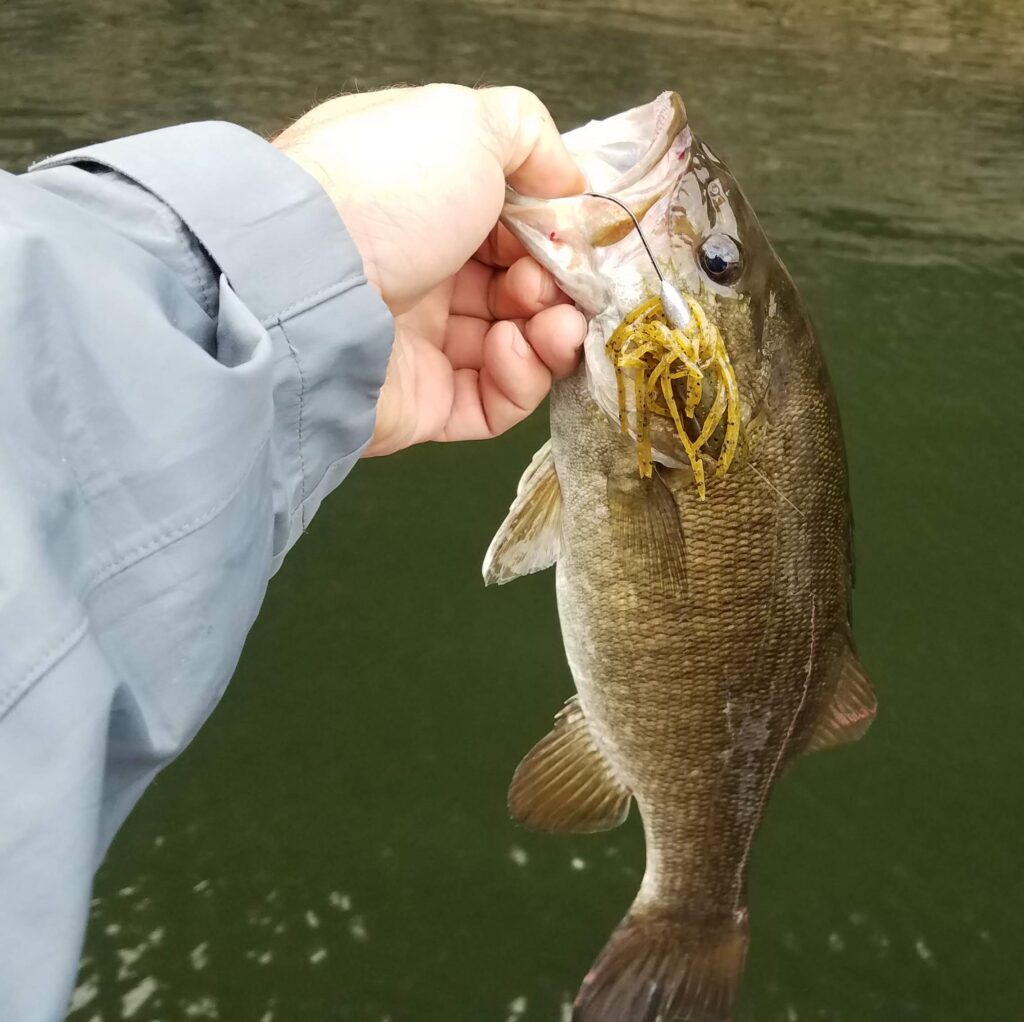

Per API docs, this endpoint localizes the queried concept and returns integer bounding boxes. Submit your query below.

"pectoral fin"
[607,469,687,595]
[509,696,632,833]
[483,440,561,586]
[804,647,877,754]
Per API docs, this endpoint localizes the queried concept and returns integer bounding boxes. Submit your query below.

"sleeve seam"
[0,619,89,721]
[298,443,368,509]
[267,271,378,528]
[261,271,369,328]
[276,318,309,524]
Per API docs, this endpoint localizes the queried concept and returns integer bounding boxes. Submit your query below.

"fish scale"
[552,368,820,916]
[483,91,874,1022]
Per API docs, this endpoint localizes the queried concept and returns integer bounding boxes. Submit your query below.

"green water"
[3,0,1023,1018]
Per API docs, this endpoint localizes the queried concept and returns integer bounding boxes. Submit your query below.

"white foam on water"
[506,995,528,1021]
[189,942,209,971]
[69,973,99,1011]
[121,976,157,1019]
[182,995,218,1018]
[328,891,352,911]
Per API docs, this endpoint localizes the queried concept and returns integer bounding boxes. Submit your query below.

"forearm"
[0,123,391,1020]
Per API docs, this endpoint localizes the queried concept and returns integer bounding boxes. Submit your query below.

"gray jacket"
[0,122,393,1020]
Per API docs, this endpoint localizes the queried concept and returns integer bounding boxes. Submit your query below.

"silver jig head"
[584,191,692,331]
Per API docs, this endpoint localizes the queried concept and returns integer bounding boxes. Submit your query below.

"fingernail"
[572,309,588,344]
[512,331,532,358]
[535,267,560,305]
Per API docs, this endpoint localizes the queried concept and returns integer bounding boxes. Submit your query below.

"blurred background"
[2,0,1022,1019]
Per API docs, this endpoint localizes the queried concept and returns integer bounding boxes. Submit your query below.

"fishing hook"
[584,191,692,331]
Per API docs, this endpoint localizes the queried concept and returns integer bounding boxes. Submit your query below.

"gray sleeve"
[0,122,393,1021]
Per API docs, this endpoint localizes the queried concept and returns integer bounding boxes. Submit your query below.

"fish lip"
[603,91,688,192]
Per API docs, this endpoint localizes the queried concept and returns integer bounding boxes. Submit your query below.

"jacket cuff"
[31,122,394,563]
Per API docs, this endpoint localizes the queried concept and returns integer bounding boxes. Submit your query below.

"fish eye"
[697,234,743,285]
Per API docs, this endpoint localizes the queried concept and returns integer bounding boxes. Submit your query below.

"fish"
[482,92,876,1022]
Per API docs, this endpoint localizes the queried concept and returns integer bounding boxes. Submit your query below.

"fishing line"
[748,463,847,560]
[584,191,692,330]
[584,192,664,279]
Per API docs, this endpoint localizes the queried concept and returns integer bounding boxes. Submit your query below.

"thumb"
[477,86,587,198]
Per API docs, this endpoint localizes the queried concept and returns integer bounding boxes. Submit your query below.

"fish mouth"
[560,91,687,195]
[504,92,691,253]
[502,92,687,205]
[501,92,694,315]
[502,94,736,484]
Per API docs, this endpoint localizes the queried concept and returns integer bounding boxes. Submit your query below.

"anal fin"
[804,646,877,754]
[509,696,631,833]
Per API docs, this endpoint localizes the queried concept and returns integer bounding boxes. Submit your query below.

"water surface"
[2,0,1022,1018]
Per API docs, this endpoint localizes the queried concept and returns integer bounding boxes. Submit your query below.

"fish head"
[502,92,803,477]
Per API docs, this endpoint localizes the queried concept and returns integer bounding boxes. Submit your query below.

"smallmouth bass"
[483,93,876,1022]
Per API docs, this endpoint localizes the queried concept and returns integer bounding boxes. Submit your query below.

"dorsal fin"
[509,696,632,834]
[482,440,561,586]
[804,647,877,754]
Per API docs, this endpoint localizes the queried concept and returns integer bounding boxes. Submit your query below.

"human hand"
[273,84,587,456]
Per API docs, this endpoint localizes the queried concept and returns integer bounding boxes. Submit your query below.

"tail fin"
[572,909,749,1022]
